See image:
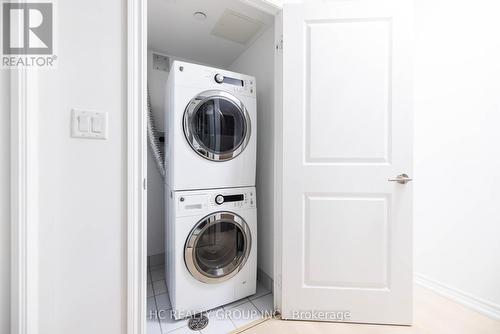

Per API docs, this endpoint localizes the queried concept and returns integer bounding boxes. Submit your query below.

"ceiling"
[148,0,275,68]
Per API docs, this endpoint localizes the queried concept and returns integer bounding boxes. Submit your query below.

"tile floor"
[147,262,274,334]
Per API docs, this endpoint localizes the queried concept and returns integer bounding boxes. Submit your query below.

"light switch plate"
[71,109,108,139]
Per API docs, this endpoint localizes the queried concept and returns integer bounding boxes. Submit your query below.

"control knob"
[215,194,224,205]
[214,73,224,84]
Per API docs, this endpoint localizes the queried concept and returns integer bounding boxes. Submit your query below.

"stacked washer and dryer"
[165,60,258,319]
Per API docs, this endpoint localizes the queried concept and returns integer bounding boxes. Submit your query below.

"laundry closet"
[146,0,278,321]
[145,0,414,327]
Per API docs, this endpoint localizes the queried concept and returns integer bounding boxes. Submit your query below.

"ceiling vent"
[211,9,264,45]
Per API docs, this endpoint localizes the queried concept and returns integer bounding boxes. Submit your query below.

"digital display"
[223,194,244,202]
[223,76,244,87]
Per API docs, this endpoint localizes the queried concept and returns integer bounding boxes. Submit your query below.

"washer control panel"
[211,190,255,209]
[174,187,256,217]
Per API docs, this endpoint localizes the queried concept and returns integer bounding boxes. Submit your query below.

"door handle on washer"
[388,174,413,184]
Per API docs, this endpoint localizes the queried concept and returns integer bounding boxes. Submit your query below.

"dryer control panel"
[213,73,255,96]
[172,60,256,98]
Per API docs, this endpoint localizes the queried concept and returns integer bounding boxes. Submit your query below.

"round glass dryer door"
[183,90,251,161]
[184,212,251,284]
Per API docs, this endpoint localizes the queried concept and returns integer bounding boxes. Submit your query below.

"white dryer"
[165,60,257,191]
[165,186,257,319]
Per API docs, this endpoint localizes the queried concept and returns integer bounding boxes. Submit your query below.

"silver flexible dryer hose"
[147,87,166,178]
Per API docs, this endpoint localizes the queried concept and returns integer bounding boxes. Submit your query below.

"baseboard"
[148,253,165,267]
[257,268,273,293]
[415,272,500,320]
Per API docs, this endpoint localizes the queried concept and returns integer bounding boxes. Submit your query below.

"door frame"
[127,0,148,333]
[9,2,42,329]
[10,68,40,334]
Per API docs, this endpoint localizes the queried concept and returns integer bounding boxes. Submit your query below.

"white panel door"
[279,0,414,325]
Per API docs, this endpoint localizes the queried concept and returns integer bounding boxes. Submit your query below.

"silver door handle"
[388,173,413,184]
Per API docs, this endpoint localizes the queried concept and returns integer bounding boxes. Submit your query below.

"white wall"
[35,0,127,332]
[147,50,168,256]
[0,70,10,333]
[230,26,275,279]
[415,0,500,315]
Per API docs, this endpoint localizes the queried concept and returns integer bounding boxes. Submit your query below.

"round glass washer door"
[183,90,251,162]
[184,212,251,284]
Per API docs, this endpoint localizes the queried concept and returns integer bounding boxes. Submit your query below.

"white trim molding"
[241,0,281,15]
[10,68,39,334]
[415,273,500,320]
[272,9,283,314]
[127,0,148,333]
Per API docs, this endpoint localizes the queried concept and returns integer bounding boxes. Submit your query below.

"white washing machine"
[165,186,257,319]
[165,60,257,191]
